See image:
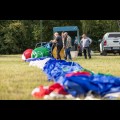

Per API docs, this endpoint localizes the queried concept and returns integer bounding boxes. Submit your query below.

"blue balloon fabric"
[63,73,120,97]
[26,57,120,97]
[43,59,83,84]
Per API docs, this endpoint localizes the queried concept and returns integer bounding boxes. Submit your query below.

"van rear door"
[106,33,120,47]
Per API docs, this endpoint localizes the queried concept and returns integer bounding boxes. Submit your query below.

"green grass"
[75,54,120,76]
[0,54,120,100]
[0,55,53,100]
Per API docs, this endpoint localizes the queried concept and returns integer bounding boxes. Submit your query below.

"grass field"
[0,54,120,100]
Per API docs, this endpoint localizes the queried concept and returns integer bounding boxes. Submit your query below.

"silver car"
[99,32,120,56]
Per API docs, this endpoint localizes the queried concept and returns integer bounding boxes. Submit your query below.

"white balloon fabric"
[31,87,40,96]
[29,58,51,70]
[22,54,26,61]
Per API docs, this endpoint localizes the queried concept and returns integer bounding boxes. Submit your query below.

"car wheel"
[100,52,103,55]
[102,51,107,56]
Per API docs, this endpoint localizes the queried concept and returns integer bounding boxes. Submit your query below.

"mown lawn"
[0,54,120,100]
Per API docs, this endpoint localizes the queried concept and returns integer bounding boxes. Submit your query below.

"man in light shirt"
[80,34,92,59]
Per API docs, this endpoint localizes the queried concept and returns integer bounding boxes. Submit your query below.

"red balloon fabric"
[23,49,33,60]
[32,86,50,98]
[49,83,68,95]
[31,83,68,98]
[65,71,91,77]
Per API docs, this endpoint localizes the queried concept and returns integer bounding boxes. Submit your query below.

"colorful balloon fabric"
[31,83,68,99]
[43,59,83,84]
[22,49,33,60]
[52,46,65,59]
[22,43,51,61]
[26,57,120,99]
[31,47,50,58]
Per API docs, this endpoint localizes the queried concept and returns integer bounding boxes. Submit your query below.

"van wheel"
[100,52,102,55]
[102,51,107,56]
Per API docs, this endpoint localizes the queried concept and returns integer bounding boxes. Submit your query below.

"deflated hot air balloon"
[22,49,33,60]
[31,46,50,58]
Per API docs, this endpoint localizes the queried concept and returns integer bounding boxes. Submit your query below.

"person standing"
[50,32,63,60]
[63,32,72,61]
[74,36,78,51]
[61,31,65,41]
[80,34,92,59]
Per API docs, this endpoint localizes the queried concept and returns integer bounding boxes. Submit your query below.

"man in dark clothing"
[49,42,56,57]
[50,32,63,60]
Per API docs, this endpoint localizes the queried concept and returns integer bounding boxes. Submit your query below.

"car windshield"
[108,34,120,38]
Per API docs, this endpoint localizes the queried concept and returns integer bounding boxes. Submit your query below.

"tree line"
[0,20,119,54]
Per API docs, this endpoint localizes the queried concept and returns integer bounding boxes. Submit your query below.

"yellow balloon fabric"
[52,47,65,59]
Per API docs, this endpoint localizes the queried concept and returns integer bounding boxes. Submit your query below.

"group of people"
[50,32,72,61]
[50,32,92,60]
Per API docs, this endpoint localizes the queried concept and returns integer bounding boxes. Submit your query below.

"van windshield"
[108,34,120,38]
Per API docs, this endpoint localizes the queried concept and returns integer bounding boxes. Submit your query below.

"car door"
[107,33,120,48]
